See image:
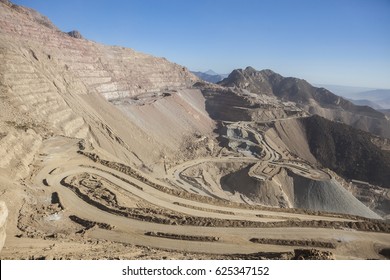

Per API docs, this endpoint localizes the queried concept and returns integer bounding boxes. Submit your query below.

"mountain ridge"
[218,66,390,138]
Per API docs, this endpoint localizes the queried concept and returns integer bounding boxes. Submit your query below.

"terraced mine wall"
[0,2,196,100]
[0,1,201,170]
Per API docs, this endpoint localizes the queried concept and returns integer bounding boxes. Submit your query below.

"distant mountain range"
[191,70,228,83]
[350,99,384,110]
[350,89,390,110]
[316,84,390,110]
[194,74,390,109]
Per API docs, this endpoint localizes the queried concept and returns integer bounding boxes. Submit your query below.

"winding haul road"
[29,136,390,258]
[165,120,330,198]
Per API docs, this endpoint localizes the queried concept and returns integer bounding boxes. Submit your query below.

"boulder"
[67,30,83,39]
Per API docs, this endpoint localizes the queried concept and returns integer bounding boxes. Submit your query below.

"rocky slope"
[219,67,390,138]
[0,0,205,177]
[301,115,390,188]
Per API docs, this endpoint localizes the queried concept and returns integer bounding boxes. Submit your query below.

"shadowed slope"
[301,115,390,188]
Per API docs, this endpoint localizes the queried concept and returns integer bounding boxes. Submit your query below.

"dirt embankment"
[78,151,379,221]
[226,248,334,260]
[145,231,219,242]
[249,238,336,249]
[61,168,390,233]
[69,215,114,232]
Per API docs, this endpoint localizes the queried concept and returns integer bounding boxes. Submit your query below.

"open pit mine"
[0,0,389,260]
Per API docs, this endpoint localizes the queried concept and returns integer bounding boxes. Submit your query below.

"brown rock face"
[67,30,83,39]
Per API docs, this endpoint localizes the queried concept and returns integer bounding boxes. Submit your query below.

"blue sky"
[12,0,390,88]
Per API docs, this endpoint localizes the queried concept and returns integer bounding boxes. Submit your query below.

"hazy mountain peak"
[244,66,257,73]
[191,70,228,84]
[204,69,218,75]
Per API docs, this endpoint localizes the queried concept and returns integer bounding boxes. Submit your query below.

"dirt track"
[2,136,388,260]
